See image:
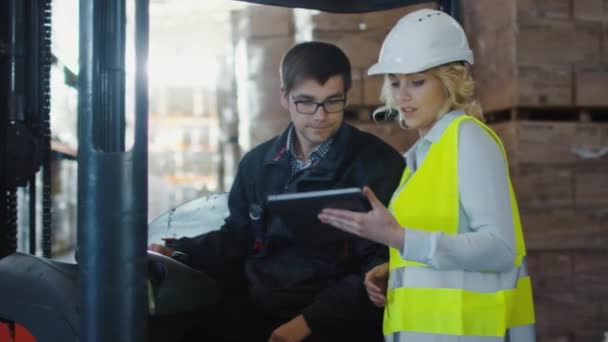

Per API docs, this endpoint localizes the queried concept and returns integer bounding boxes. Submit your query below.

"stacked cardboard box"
[526,249,608,341]
[491,119,608,341]
[462,0,608,111]
[461,2,608,338]
[232,6,294,151]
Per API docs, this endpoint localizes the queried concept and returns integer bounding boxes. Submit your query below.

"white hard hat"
[368,9,474,76]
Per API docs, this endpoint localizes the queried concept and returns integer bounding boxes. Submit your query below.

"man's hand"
[268,314,311,342]
[365,262,388,307]
[148,243,174,257]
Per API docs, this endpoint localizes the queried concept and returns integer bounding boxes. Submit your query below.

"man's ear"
[280,86,289,110]
[345,89,350,107]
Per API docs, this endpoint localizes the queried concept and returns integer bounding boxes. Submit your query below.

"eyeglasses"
[290,95,346,115]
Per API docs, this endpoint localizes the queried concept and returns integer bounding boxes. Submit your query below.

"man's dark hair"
[280,41,352,95]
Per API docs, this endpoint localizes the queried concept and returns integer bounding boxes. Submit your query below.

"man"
[150,41,405,342]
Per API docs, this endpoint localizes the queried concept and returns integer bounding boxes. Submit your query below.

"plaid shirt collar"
[286,125,333,175]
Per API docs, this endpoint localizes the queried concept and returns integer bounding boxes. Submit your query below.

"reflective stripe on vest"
[384,116,535,339]
[385,324,536,342]
[387,258,529,292]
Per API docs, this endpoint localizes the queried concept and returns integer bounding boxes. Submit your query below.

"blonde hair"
[373,63,483,127]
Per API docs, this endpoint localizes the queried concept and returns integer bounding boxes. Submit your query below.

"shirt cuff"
[401,228,435,264]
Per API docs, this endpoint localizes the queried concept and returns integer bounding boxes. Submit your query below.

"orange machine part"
[0,322,36,342]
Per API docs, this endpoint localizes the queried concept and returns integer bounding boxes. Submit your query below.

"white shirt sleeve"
[401,120,517,272]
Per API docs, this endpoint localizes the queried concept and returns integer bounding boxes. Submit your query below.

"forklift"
[0,1,459,341]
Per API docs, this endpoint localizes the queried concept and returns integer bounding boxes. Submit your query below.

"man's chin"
[307,133,331,145]
[309,128,337,141]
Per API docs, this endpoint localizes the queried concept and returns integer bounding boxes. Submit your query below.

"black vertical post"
[8,0,25,123]
[78,0,148,340]
[135,1,149,159]
[441,0,461,22]
[40,0,54,259]
[1,0,26,260]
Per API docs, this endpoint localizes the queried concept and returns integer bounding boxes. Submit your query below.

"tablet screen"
[266,187,371,242]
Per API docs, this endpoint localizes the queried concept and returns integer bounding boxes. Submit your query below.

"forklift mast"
[77,0,149,341]
[0,0,53,259]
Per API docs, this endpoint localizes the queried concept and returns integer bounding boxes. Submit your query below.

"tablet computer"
[266,187,371,220]
[266,187,371,242]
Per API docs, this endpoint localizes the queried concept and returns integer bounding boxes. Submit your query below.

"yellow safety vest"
[384,116,535,339]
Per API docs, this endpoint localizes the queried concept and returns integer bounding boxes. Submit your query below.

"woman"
[318,9,536,342]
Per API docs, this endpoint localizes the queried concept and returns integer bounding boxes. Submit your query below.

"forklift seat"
[0,252,80,342]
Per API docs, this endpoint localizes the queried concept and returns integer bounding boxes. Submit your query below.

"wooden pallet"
[484,106,608,124]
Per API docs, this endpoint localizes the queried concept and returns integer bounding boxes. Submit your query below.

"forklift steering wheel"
[146,250,220,316]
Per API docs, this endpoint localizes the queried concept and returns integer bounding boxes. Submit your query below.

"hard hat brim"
[367,53,474,76]
[367,63,397,76]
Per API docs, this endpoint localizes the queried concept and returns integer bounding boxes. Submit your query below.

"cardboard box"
[535,335,571,342]
[573,0,608,21]
[241,78,284,120]
[530,250,608,339]
[363,75,385,105]
[575,71,608,106]
[235,37,293,123]
[461,0,605,111]
[603,24,608,65]
[294,10,362,32]
[241,118,291,152]
[574,169,608,198]
[534,293,603,335]
[534,252,574,277]
[491,121,608,164]
[348,69,364,106]
[601,211,608,244]
[517,64,572,106]
[573,331,606,341]
[521,208,603,250]
[572,252,608,296]
[301,29,384,68]
[511,164,574,205]
[516,22,601,66]
[527,252,574,293]
[237,37,292,79]
[574,196,608,211]
[517,0,571,22]
[294,2,438,33]
[573,123,606,147]
[234,6,293,38]
[471,23,594,111]
[462,0,516,32]
[472,28,517,112]
[359,2,438,31]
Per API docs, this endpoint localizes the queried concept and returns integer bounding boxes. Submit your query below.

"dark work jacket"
[171,122,405,332]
